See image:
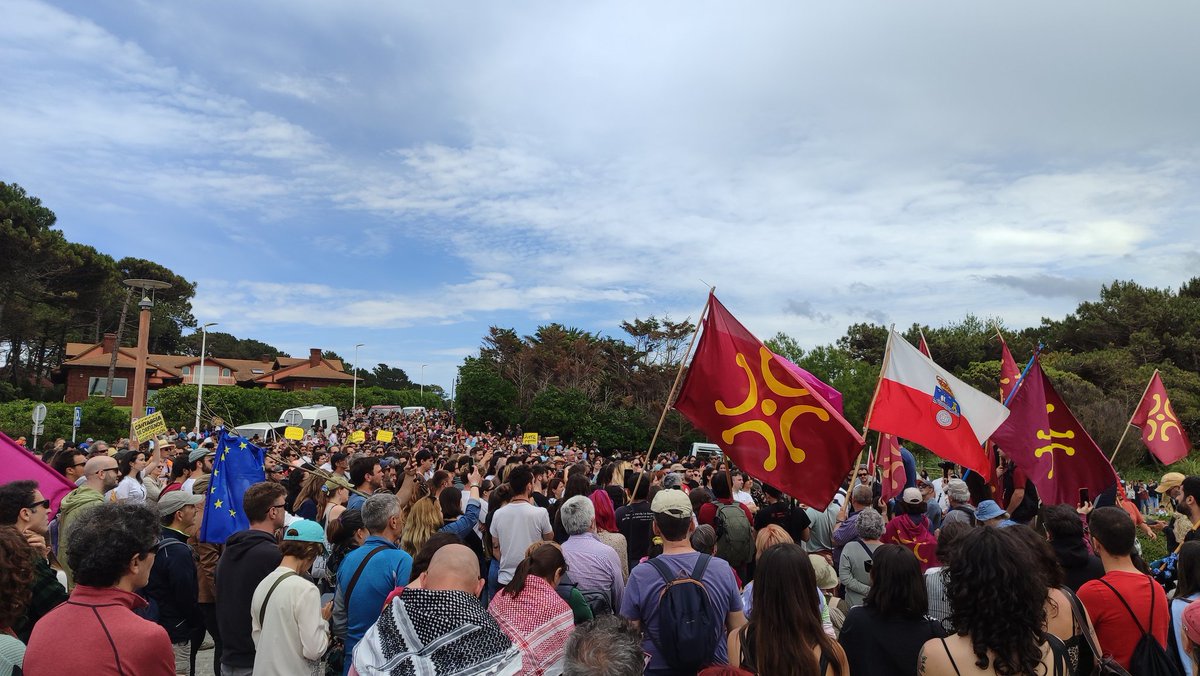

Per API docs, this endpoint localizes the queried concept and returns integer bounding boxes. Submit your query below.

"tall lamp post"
[420,364,428,400]
[124,278,171,440]
[194,322,218,434]
[352,343,364,412]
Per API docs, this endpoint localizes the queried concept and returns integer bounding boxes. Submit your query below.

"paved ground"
[193,634,215,675]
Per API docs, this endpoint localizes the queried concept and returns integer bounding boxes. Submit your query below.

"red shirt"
[1077,570,1169,670]
[697,497,753,528]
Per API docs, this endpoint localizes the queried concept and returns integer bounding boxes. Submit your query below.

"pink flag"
[0,431,76,518]
[776,357,845,415]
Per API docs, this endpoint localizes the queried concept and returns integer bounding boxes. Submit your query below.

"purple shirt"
[620,551,743,672]
[562,532,624,610]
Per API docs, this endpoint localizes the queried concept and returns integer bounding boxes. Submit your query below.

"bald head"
[422,544,483,595]
[84,456,119,492]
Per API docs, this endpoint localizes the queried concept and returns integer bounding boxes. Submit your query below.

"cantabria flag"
[868,329,1010,477]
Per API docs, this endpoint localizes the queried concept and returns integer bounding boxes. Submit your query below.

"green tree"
[455,357,518,432]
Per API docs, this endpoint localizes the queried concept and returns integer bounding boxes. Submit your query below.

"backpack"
[647,554,720,673]
[1098,578,1183,676]
[710,501,754,566]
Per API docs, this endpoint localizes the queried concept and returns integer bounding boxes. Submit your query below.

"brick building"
[57,334,354,405]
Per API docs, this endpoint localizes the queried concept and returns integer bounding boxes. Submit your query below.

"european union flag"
[199,432,266,544]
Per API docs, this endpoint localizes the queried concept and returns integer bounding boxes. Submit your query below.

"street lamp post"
[194,322,218,434]
[420,364,428,400]
[123,278,171,440]
[352,343,364,412]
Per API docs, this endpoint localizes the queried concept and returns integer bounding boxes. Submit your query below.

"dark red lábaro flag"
[674,294,864,508]
[877,432,906,502]
[989,359,1118,505]
[1131,371,1191,465]
[998,336,1021,403]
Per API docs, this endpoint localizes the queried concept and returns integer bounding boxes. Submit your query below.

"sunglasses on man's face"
[27,499,50,510]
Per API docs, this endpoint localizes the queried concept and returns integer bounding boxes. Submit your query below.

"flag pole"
[632,288,714,498]
[854,327,894,476]
[1110,369,1157,464]
[1003,342,1044,408]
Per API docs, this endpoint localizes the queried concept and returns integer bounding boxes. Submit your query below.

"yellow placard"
[132,411,169,441]
[376,430,394,443]
[522,432,539,445]
[349,430,366,443]
[284,426,304,440]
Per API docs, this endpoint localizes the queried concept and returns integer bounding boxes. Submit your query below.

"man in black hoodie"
[1043,503,1105,591]
[214,481,286,676]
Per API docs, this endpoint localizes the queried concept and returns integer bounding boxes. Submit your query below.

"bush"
[0,398,130,448]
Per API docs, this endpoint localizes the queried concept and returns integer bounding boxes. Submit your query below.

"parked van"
[690,442,724,459]
[234,421,288,442]
[368,405,404,417]
[278,405,339,432]
[401,406,427,416]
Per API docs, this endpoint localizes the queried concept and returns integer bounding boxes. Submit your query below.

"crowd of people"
[2,407,1200,675]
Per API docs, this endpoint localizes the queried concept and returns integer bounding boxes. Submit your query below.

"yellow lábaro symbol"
[1146,394,1183,442]
[1033,403,1075,479]
[715,347,830,471]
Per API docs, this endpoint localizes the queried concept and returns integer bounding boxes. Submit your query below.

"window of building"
[88,377,128,397]
[222,368,231,377]
[182,366,191,375]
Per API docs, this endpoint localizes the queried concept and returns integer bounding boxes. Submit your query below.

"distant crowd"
[1,408,1199,675]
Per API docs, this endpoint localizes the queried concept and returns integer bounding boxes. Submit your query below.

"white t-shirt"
[251,567,329,676]
[733,490,756,508]
[489,499,552,584]
[115,475,147,505]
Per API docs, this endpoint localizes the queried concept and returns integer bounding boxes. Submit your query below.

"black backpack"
[647,554,720,673]
[1098,578,1183,676]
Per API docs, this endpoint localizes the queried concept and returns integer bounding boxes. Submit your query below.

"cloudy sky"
[4,1,1199,390]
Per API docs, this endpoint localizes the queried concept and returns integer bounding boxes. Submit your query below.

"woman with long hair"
[589,489,629,579]
[920,526,1069,675]
[553,475,595,543]
[291,471,324,520]
[113,449,148,504]
[1172,541,1200,675]
[488,542,575,675]
[728,543,848,675]
[321,508,367,595]
[141,457,166,508]
[838,544,944,676]
[1006,525,1098,676]
[0,526,34,672]
[400,496,443,557]
[318,475,352,526]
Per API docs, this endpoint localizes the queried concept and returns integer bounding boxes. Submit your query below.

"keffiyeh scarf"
[487,576,574,675]
[352,588,522,676]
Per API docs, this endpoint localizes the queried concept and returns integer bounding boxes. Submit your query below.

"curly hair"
[68,503,159,588]
[0,527,34,629]
[946,527,1048,674]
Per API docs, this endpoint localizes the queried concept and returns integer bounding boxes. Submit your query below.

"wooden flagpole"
[1110,369,1157,464]
[631,288,714,499]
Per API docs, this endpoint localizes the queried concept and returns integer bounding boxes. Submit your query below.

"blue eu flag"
[199,432,266,544]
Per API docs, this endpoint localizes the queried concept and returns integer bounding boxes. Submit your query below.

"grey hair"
[661,472,683,489]
[564,615,645,676]
[559,495,595,536]
[856,507,885,541]
[945,479,970,504]
[689,524,718,554]
[851,483,873,506]
[361,493,400,534]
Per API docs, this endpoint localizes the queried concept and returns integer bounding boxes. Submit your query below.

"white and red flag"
[868,328,1010,477]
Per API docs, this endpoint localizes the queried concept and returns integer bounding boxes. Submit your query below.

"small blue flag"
[200,432,267,544]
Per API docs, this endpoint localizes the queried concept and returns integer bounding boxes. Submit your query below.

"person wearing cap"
[619,489,745,673]
[1158,472,1197,551]
[180,446,213,495]
[882,487,940,572]
[250,519,331,676]
[1181,596,1200,673]
[144,489,205,675]
[974,499,1012,527]
[941,479,976,528]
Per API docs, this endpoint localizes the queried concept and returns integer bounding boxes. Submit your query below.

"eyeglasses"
[270,502,287,511]
[27,499,50,510]
[72,461,87,469]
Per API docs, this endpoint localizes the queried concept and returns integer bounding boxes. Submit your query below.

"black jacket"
[214,529,282,668]
[143,527,201,642]
[1051,536,1105,592]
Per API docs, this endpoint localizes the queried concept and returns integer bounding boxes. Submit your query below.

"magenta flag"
[777,357,845,415]
[0,432,76,518]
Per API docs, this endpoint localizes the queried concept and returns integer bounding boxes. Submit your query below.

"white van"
[401,406,427,416]
[234,421,289,442]
[690,442,724,459]
[278,405,339,432]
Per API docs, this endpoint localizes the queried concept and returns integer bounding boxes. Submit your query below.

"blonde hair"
[754,523,794,559]
[400,497,442,556]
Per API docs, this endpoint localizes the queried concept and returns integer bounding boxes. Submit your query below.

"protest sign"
[284,426,304,440]
[349,430,366,443]
[522,432,539,445]
[376,430,394,442]
[132,411,168,442]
